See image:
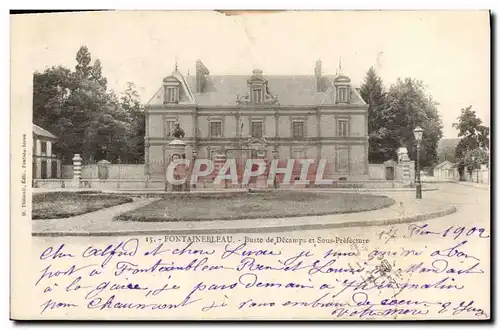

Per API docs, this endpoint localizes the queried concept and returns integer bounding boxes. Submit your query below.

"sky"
[11,10,490,138]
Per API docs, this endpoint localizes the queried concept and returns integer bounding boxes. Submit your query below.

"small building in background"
[33,124,61,180]
[433,160,458,181]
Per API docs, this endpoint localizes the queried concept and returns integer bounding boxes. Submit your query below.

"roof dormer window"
[166,86,178,103]
[235,69,279,106]
[163,76,180,104]
[252,88,263,104]
[334,74,351,104]
[336,86,349,104]
[248,69,266,105]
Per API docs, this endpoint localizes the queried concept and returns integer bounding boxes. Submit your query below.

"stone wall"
[368,162,414,185]
[468,165,489,184]
[64,164,148,180]
[369,164,386,180]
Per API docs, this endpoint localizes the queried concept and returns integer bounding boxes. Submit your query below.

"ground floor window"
[336,147,349,171]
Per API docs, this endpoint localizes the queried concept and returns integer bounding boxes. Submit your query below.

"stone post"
[97,160,111,180]
[72,153,82,188]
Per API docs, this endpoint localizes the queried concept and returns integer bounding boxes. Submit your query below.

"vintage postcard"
[10,10,491,320]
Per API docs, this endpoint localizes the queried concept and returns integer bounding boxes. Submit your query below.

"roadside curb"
[32,187,438,197]
[32,204,457,237]
[93,187,439,196]
[452,182,489,190]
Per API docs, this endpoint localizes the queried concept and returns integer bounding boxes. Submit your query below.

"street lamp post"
[192,148,197,189]
[413,126,423,199]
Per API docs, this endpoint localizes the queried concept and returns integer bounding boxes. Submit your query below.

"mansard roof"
[146,72,367,107]
[147,70,197,106]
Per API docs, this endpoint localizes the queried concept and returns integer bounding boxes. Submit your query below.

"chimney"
[315,60,322,92]
[196,60,210,93]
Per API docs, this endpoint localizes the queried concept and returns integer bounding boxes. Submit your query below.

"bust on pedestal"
[165,123,189,192]
[397,147,410,163]
[397,147,415,185]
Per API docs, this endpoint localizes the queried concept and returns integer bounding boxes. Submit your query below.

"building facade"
[433,161,457,181]
[145,60,369,181]
[33,124,61,179]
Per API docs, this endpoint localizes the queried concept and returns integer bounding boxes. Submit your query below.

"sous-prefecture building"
[145,60,369,181]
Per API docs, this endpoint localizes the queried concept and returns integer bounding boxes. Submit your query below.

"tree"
[453,106,489,179]
[33,66,74,131]
[90,59,108,89]
[33,45,146,164]
[437,139,459,163]
[116,82,145,162]
[360,67,388,163]
[75,46,92,79]
[362,76,443,167]
[464,147,489,174]
[63,79,116,161]
[360,69,443,167]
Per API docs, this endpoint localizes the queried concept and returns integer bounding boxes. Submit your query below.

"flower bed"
[116,190,394,222]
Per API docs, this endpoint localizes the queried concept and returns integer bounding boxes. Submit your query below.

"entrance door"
[41,160,47,179]
[385,166,395,180]
[51,160,58,178]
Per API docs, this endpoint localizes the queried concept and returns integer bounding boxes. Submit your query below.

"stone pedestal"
[212,153,228,189]
[397,147,415,186]
[165,139,189,192]
[97,160,111,180]
[255,150,268,189]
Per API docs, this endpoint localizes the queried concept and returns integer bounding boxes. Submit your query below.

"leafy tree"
[360,67,388,163]
[115,82,145,162]
[464,147,489,174]
[75,46,92,79]
[90,59,108,88]
[385,79,443,168]
[362,75,443,167]
[33,66,74,131]
[33,45,145,164]
[437,139,459,163]
[360,69,443,167]
[453,106,489,179]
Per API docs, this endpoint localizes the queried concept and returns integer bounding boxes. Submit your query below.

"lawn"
[32,192,134,220]
[115,191,394,222]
